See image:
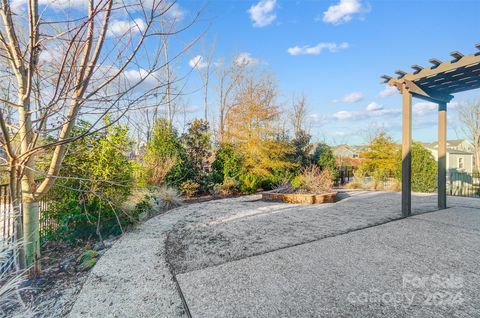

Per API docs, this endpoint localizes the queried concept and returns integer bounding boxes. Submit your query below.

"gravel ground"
[166,191,476,274]
[68,191,480,317]
[67,207,192,318]
[177,206,480,317]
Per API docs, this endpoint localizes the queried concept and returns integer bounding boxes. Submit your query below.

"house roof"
[332,144,365,154]
[421,139,471,149]
[447,149,473,155]
[350,145,366,152]
[446,139,468,147]
[332,144,349,149]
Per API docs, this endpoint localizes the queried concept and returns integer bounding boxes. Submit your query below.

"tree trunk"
[219,109,224,143]
[9,164,25,269]
[22,194,40,276]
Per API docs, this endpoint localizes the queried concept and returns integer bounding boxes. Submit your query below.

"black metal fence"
[448,171,480,198]
[336,166,355,186]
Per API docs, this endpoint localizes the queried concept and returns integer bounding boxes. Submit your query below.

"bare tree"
[291,94,308,138]
[458,99,480,172]
[191,40,216,122]
[361,123,389,144]
[0,0,199,274]
[289,94,312,166]
[215,57,246,142]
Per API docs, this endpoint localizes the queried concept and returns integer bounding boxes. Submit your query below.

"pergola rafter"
[382,43,480,217]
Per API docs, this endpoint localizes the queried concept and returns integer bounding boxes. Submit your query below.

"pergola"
[383,44,480,217]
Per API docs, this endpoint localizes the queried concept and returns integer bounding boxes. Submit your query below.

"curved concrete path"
[69,192,480,317]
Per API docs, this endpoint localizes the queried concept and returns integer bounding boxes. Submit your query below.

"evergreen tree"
[313,143,338,178]
[182,119,212,183]
[145,118,193,187]
[397,143,437,192]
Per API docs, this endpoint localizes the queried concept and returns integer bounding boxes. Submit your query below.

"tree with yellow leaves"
[224,73,295,192]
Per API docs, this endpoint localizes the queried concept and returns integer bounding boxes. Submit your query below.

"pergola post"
[438,102,447,209]
[401,86,412,217]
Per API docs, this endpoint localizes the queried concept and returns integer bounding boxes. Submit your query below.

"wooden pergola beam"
[450,51,464,62]
[388,51,480,85]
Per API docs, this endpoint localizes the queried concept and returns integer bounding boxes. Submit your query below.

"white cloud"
[378,85,397,98]
[333,110,358,120]
[248,0,277,27]
[39,46,63,64]
[322,0,367,25]
[122,68,157,88]
[234,52,259,66]
[287,42,349,56]
[329,130,355,137]
[168,3,186,21]
[308,113,329,126]
[366,102,383,111]
[107,18,146,37]
[413,102,437,116]
[448,101,461,109]
[12,0,87,11]
[335,91,363,103]
[413,101,460,116]
[333,103,400,121]
[189,55,209,69]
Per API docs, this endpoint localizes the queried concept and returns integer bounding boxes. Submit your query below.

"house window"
[458,157,464,169]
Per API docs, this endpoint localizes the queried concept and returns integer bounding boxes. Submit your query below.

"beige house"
[422,139,474,173]
[332,144,360,159]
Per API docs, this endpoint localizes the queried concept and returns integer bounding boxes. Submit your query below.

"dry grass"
[213,178,239,196]
[385,179,401,191]
[121,188,150,213]
[145,156,176,185]
[122,186,182,220]
[346,177,400,192]
[270,182,295,194]
[154,186,183,211]
[0,235,32,316]
[345,180,362,189]
[297,165,334,194]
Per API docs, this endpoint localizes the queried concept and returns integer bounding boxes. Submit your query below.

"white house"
[422,139,475,173]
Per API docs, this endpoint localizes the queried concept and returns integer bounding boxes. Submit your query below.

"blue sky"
[176,0,480,145]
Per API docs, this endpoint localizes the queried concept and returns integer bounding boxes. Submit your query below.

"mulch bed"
[5,239,111,317]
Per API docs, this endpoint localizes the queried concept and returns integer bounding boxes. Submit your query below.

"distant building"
[332,144,360,159]
[330,140,475,173]
[331,144,365,167]
[421,139,474,173]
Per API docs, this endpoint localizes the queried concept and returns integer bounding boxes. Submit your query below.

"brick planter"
[262,192,336,204]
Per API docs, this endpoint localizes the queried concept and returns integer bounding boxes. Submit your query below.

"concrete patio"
[69,191,480,317]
